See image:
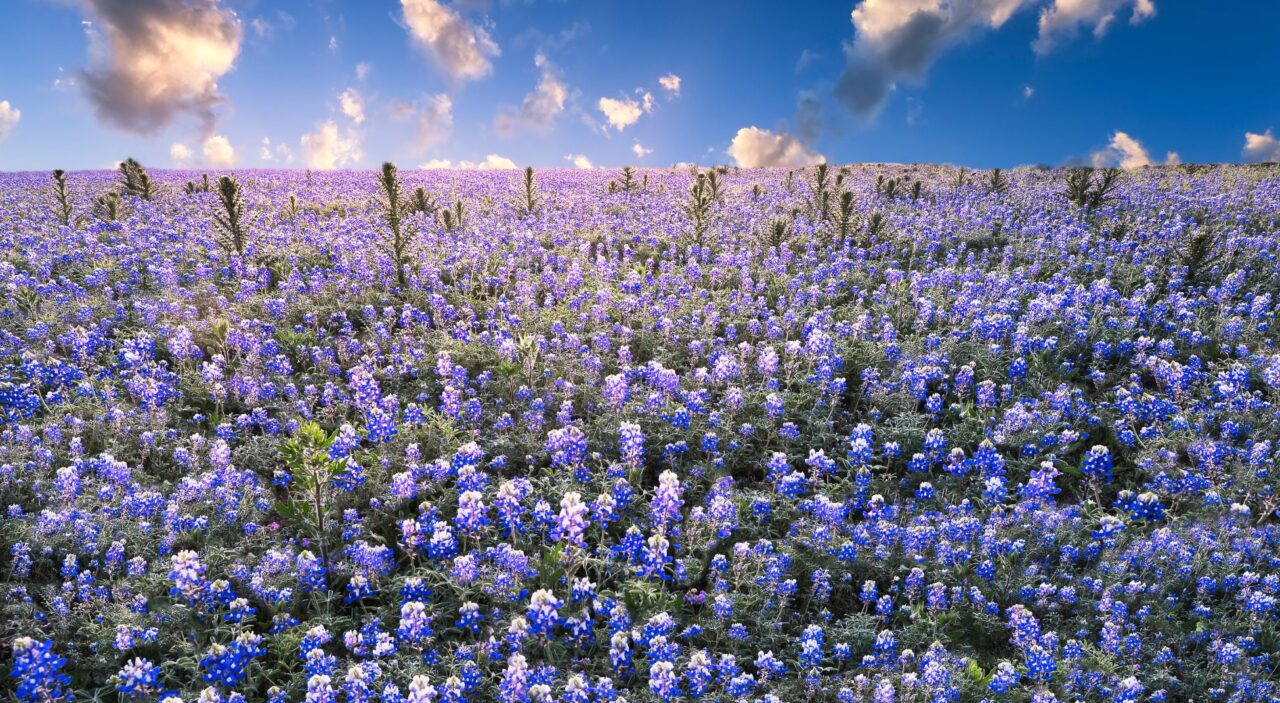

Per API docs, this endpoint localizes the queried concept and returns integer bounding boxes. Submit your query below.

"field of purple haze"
[3,162,1280,703]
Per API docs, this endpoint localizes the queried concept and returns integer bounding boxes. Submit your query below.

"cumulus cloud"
[401,0,500,82]
[632,142,653,158]
[658,73,681,96]
[259,137,273,161]
[169,141,192,165]
[339,88,365,125]
[1089,130,1176,169]
[470,154,517,169]
[301,120,363,169]
[727,126,826,168]
[392,94,454,153]
[1090,130,1150,168]
[0,101,19,140]
[425,154,518,169]
[836,0,1031,120]
[836,0,1155,120]
[1243,130,1280,163]
[77,0,243,136]
[1034,0,1156,54]
[564,154,593,168]
[597,96,643,131]
[202,134,235,166]
[495,53,568,137]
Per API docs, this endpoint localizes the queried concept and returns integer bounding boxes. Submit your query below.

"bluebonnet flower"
[115,657,160,697]
[1081,445,1114,482]
[200,633,266,688]
[11,638,72,702]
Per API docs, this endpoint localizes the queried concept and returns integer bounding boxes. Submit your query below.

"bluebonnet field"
[3,160,1280,703]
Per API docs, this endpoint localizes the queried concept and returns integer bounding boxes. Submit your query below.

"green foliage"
[866,211,886,241]
[763,217,790,250]
[212,175,248,257]
[520,166,539,216]
[812,163,831,219]
[378,161,415,289]
[1065,166,1121,209]
[687,172,715,245]
[119,157,154,200]
[619,166,637,194]
[877,174,902,199]
[283,194,301,225]
[408,186,438,216]
[50,169,73,228]
[185,174,212,194]
[1178,227,1222,289]
[987,168,1009,195]
[440,199,466,233]
[838,190,855,241]
[93,190,122,223]
[277,422,350,577]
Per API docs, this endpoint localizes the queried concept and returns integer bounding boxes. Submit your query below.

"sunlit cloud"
[727,126,825,167]
[400,0,500,82]
[301,120,364,169]
[76,0,242,136]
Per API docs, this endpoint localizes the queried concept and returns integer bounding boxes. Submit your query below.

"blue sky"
[0,0,1278,171]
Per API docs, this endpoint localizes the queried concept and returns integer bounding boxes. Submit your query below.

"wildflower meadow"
[3,160,1280,703]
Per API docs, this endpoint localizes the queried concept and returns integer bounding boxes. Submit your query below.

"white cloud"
[632,142,653,158]
[339,88,366,125]
[640,91,655,113]
[1163,151,1180,166]
[169,141,192,165]
[248,11,294,39]
[597,96,643,131]
[469,154,517,169]
[393,94,454,153]
[1090,130,1157,169]
[0,100,20,140]
[1034,0,1157,54]
[77,0,242,136]
[727,126,825,168]
[401,0,500,82]
[427,154,518,170]
[356,62,372,80]
[1243,130,1280,163]
[837,0,1154,119]
[259,137,273,161]
[495,53,568,137]
[328,36,338,51]
[1023,84,1035,99]
[202,134,235,167]
[838,0,1034,119]
[658,73,681,96]
[564,153,593,168]
[301,120,363,169]
[795,49,820,73]
[52,67,78,92]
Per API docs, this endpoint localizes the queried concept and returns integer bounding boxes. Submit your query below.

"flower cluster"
[2,165,1279,703]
